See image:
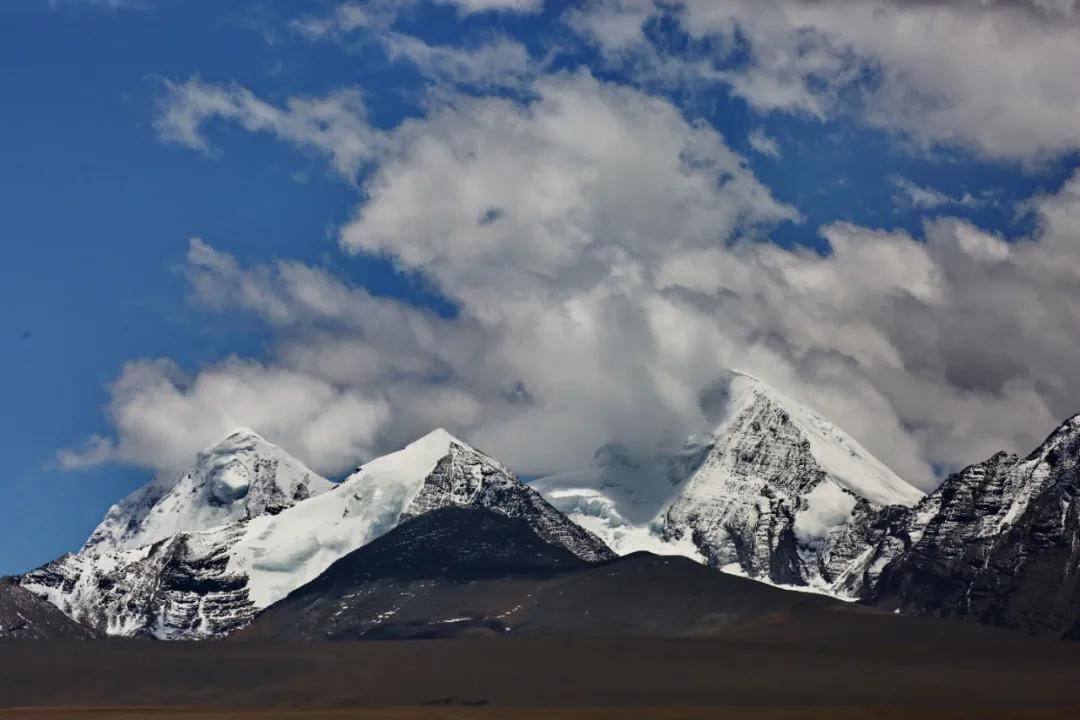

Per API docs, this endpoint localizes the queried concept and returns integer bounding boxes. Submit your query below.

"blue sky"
[4,0,1080,574]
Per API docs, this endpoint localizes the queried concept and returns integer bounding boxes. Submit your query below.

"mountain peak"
[82,428,333,554]
[410,427,469,453]
[223,426,266,442]
[200,427,271,455]
[705,370,922,507]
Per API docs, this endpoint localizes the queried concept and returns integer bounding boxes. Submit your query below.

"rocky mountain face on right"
[857,415,1080,639]
[536,372,1080,639]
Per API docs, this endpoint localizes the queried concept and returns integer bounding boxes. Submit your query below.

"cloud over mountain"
[56,54,1080,492]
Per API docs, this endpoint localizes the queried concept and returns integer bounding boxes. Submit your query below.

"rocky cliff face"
[18,429,612,639]
[538,371,924,593]
[865,415,1080,638]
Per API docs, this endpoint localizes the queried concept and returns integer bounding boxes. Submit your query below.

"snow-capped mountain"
[535,370,924,593]
[17,429,613,639]
[83,428,334,553]
[860,414,1080,638]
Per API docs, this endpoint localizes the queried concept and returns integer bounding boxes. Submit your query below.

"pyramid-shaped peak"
[408,428,474,454]
[700,369,792,431]
[704,369,923,507]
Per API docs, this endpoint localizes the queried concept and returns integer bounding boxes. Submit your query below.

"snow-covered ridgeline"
[19,429,611,639]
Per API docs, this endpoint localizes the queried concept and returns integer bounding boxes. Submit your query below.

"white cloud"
[55,435,116,470]
[381,32,536,90]
[435,0,542,13]
[98,357,390,477]
[69,69,1080,493]
[289,3,389,39]
[288,4,538,91]
[290,0,541,39]
[889,175,981,211]
[565,0,654,54]
[747,128,781,159]
[154,80,380,181]
[569,0,1080,162]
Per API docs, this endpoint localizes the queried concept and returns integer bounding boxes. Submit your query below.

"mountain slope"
[18,429,612,639]
[241,506,841,642]
[0,579,97,640]
[866,414,1080,638]
[537,371,923,592]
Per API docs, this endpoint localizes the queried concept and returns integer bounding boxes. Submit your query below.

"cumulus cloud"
[569,0,1080,162]
[67,67,1080,493]
[92,357,390,477]
[74,71,798,477]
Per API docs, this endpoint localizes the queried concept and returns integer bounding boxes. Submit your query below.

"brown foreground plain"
[2,606,1080,720]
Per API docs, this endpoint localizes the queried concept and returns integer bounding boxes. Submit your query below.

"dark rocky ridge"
[863,414,1080,638]
[241,506,841,642]
[0,578,97,640]
[403,440,615,564]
